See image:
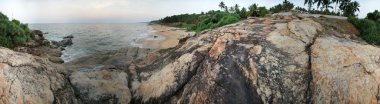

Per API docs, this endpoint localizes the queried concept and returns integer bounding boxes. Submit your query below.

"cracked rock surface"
[0,47,78,104]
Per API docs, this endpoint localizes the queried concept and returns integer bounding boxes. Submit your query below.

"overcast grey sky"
[0,0,378,23]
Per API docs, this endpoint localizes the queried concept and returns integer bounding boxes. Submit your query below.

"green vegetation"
[152,1,272,33]
[153,0,364,35]
[189,12,240,32]
[303,0,360,17]
[0,12,30,48]
[366,10,380,22]
[248,4,269,17]
[269,0,294,13]
[158,47,174,53]
[349,10,380,45]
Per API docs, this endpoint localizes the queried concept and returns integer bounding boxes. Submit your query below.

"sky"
[0,0,379,23]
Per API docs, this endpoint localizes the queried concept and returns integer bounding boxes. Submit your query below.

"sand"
[137,24,188,49]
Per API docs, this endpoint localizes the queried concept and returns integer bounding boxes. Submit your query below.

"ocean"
[29,23,154,62]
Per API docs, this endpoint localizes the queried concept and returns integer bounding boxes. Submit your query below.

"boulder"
[69,65,132,104]
[41,40,50,46]
[311,36,380,104]
[49,56,64,64]
[29,30,45,44]
[60,38,73,47]
[64,35,74,39]
[0,47,78,104]
[51,38,73,48]
[178,32,196,44]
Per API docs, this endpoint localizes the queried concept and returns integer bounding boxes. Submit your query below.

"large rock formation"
[311,36,380,104]
[131,16,380,104]
[13,30,65,64]
[1,14,380,104]
[0,47,78,104]
[69,65,132,104]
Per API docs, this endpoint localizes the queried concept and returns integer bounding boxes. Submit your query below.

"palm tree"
[339,0,351,9]
[314,0,323,11]
[340,0,360,17]
[248,3,258,16]
[349,1,360,16]
[248,3,258,12]
[332,0,341,13]
[234,4,240,13]
[219,1,226,11]
[240,7,248,18]
[322,0,333,14]
[229,6,235,13]
[304,0,314,11]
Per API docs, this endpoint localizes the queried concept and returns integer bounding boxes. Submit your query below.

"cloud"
[357,0,379,18]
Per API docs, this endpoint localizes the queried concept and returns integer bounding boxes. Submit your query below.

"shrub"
[0,35,13,48]
[189,12,240,32]
[366,10,380,22]
[348,15,380,45]
[247,4,269,17]
[0,12,31,48]
[258,7,269,17]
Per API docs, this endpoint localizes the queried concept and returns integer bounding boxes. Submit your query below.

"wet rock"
[26,30,52,47]
[64,35,74,39]
[51,35,74,48]
[66,47,152,67]
[30,30,45,43]
[60,38,73,47]
[41,40,50,46]
[49,56,64,64]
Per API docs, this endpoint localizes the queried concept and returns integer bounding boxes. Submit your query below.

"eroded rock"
[0,47,77,104]
[69,65,132,104]
[311,36,380,104]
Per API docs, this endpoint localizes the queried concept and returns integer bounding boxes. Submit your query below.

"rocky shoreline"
[1,14,380,104]
[12,30,74,64]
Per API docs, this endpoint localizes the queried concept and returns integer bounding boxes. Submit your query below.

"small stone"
[48,56,64,64]
[260,57,266,63]
[250,45,263,56]
[64,35,74,39]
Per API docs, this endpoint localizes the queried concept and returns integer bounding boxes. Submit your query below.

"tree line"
[153,1,288,32]
[303,0,360,17]
[153,0,363,33]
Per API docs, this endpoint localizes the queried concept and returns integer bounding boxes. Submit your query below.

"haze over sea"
[30,23,154,62]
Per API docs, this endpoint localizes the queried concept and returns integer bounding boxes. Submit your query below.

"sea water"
[30,23,154,62]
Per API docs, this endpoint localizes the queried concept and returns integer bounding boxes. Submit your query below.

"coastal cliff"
[1,15,380,104]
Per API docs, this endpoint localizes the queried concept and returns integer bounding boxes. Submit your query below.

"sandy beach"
[137,24,188,49]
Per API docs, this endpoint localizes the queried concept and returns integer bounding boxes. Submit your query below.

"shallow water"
[30,23,155,62]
